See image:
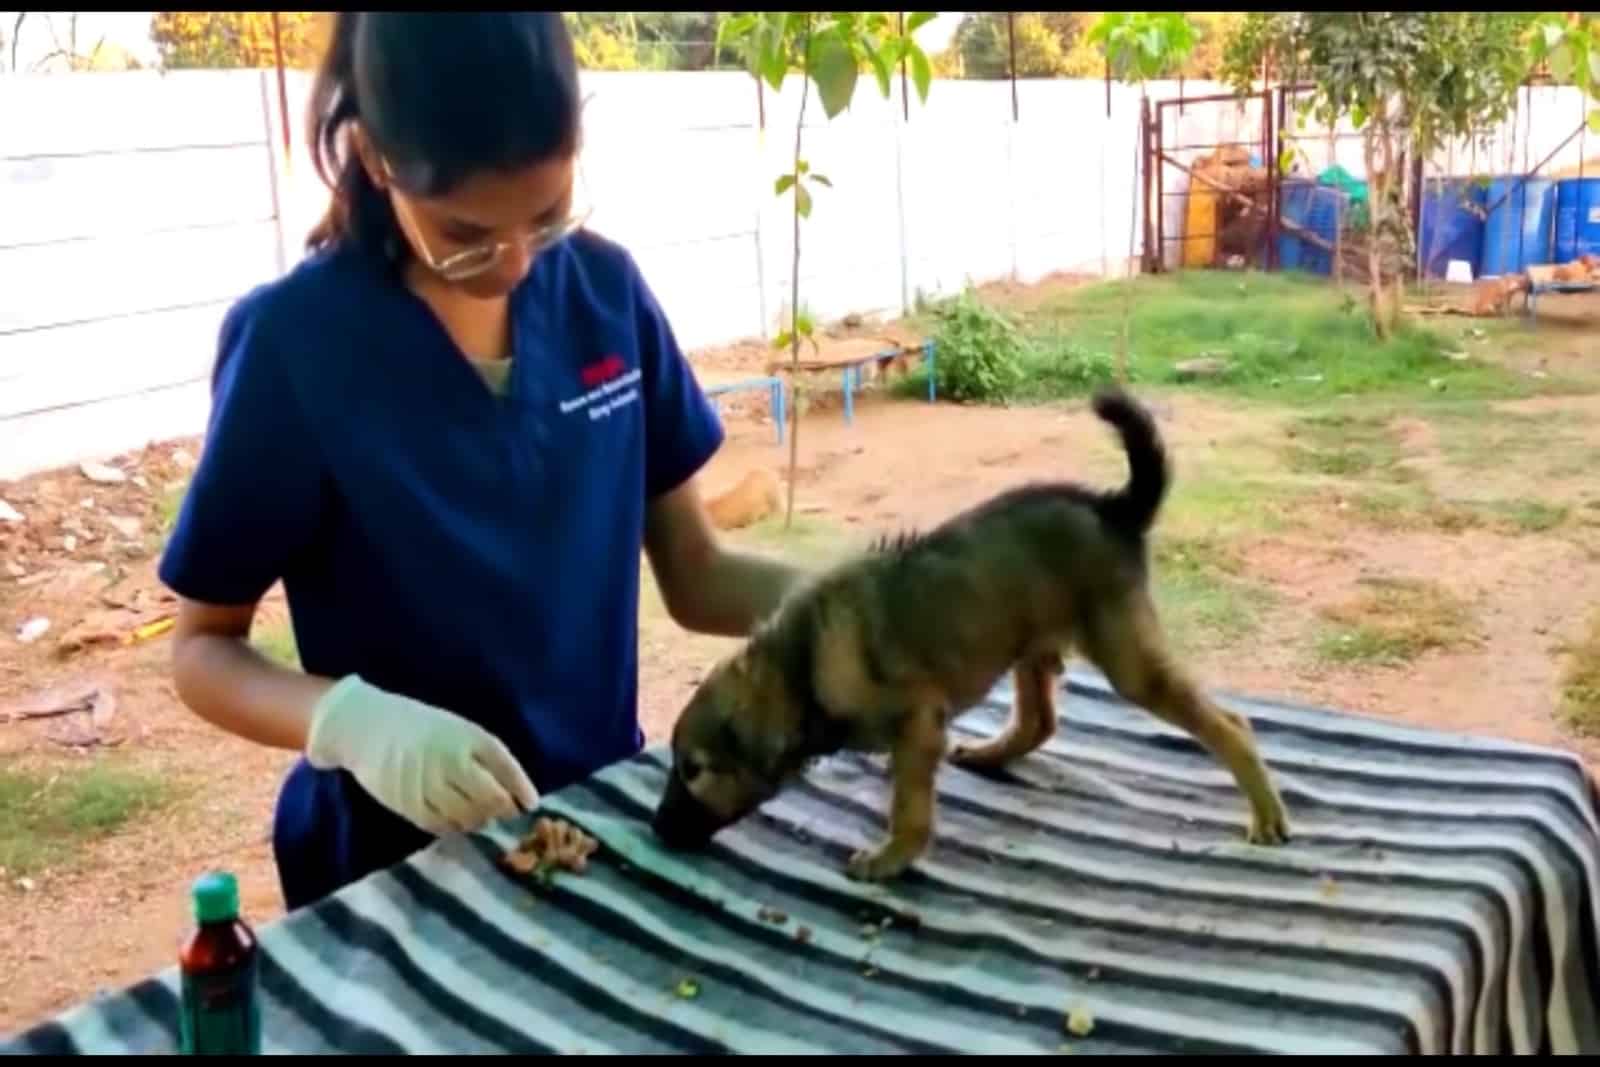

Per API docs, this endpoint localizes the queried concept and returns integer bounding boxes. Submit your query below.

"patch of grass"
[1426,405,1590,479]
[0,760,174,881]
[1485,498,1568,534]
[1343,487,1484,533]
[972,270,1532,403]
[1558,611,1600,738]
[1151,534,1274,650]
[1279,411,1417,484]
[1339,485,1568,537]
[1164,473,1312,537]
[250,618,299,669]
[1547,445,1600,480]
[1314,576,1480,667]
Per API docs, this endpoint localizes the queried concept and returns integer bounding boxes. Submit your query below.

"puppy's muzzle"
[652,769,736,850]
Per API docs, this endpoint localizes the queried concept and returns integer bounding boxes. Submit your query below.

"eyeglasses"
[380,157,593,283]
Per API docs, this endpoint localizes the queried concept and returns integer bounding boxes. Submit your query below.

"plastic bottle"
[178,871,261,1055]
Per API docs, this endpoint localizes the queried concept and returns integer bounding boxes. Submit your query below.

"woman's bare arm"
[170,597,335,752]
[643,475,809,637]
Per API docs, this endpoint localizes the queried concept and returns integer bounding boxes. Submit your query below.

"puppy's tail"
[1091,386,1169,536]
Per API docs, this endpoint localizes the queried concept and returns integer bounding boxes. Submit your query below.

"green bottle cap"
[192,871,240,924]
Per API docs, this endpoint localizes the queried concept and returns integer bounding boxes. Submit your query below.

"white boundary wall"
[2,69,1592,478]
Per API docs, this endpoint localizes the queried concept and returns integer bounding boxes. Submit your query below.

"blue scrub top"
[159,231,725,909]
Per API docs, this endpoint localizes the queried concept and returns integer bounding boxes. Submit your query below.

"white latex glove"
[306,674,539,836]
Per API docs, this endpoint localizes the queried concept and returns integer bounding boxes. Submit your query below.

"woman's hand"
[306,675,538,835]
[172,597,537,835]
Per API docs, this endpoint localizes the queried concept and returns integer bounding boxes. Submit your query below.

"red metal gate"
[1144,89,1277,275]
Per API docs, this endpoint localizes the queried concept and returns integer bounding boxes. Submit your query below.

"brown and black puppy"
[653,387,1291,882]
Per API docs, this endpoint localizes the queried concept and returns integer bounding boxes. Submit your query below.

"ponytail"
[304,12,403,264]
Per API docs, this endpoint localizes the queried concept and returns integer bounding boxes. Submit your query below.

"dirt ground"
[3,271,1600,1035]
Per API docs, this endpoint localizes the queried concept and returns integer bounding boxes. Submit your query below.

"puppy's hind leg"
[1083,592,1290,846]
[949,649,1066,771]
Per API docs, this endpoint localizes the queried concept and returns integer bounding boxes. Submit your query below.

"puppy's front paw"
[1246,795,1291,846]
[846,843,913,883]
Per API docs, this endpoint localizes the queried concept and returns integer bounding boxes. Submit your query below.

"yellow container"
[1183,184,1217,268]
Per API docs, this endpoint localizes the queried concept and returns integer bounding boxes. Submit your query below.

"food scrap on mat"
[501,817,599,881]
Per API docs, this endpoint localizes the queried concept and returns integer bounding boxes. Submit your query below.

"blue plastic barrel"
[1553,177,1600,261]
[1481,176,1556,276]
[1277,180,1341,276]
[1417,178,1486,280]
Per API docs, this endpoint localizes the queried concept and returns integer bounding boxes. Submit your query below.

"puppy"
[653,387,1291,882]
[1469,274,1527,318]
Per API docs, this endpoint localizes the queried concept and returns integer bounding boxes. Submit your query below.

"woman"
[160,12,803,912]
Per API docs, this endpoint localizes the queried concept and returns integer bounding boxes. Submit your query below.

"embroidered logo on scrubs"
[560,354,642,422]
[580,354,626,388]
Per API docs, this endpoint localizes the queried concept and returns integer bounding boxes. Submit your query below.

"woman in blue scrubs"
[160,12,804,911]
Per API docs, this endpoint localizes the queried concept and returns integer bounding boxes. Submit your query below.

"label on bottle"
[179,954,261,1055]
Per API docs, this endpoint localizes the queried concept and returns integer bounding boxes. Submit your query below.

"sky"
[918,12,963,55]
[0,11,962,73]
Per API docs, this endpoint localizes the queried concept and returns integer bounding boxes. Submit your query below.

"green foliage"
[1016,340,1118,399]
[927,288,1028,404]
[945,12,1076,78]
[1087,11,1199,82]
[1529,14,1600,131]
[937,12,1239,80]
[718,12,937,235]
[718,12,933,109]
[1219,13,1533,155]
[1218,12,1277,90]
[1084,12,1200,382]
[715,11,935,526]
[1219,13,1535,339]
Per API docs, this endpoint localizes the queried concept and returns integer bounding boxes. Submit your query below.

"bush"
[929,287,1027,403]
[1019,336,1119,398]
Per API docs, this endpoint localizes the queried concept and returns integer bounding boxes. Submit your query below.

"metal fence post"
[259,70,288,277]
[752,76,771,341]
[893,79,912,314]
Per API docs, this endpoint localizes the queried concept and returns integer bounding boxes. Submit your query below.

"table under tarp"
[5,671,1599,1055]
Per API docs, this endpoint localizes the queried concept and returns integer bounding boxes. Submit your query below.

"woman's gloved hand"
[305,674,538,835]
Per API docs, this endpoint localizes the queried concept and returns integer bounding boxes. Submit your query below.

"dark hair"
[304,12,582,262]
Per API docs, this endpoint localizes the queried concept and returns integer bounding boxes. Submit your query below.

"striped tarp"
[6,670,1599,1055]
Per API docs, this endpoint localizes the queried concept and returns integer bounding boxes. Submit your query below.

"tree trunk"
[783,26,813,531]
[1362,128,1390,340]
[1119,85,1145,385]
[1378,116,1405,334]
